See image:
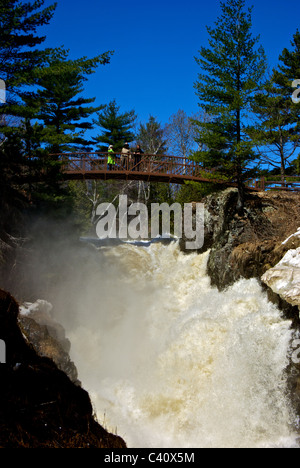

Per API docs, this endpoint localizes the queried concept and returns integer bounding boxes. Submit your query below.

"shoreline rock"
[19,299,80,385]
[0,289,126,448]
[194,188,300,292]
[261,248,300,311]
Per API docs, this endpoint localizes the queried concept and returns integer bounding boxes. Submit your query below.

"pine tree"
[35,47,112,153]
[194,0,266,208]
[1,46,112,202]
[0,0,57,91]
[0,0,57,165]
[250,31,300,184]
[93,99,137,152]
[0,2,112,220]
[0,0,57,249]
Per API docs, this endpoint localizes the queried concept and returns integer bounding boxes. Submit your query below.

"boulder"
[0,289,126,448]
[19,300,79,384]
[195,189,300,291]
[262,248,300,310]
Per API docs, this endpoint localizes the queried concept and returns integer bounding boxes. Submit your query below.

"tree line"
[1,0,300,238]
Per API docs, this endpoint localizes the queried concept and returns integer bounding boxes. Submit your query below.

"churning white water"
[56,241,298,448]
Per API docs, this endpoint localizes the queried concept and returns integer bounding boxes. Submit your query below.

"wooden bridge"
[57,151,241,187]
[51,152,300,192]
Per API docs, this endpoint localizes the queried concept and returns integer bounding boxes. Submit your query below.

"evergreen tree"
[194,0,266,208]
[136,115,168,155]
[0,0,57,92]
[0,0,57,166]
[3,47,113,201]
[0,2,112,220]
[35,47,112,153]
[0,0,57,250]
[250,31,300,183]
[93,99,137,152]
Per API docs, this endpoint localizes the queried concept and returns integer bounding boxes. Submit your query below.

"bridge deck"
[59,152,233,186]
[48,152,300,192]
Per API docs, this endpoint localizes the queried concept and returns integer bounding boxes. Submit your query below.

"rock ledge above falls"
[194,188,300,295]
[0,289,126,448]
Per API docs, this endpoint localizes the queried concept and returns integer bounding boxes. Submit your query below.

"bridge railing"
[246,176,300,192]
[57,152,214,179]
[47,151,239,186]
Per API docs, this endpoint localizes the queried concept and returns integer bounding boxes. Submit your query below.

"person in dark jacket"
[133,144,144,171]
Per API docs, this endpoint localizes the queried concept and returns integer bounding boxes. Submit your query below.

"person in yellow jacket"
[107,144,116,171]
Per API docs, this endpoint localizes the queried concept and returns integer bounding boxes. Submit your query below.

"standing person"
[134,144,144,171]
[107,145,116,171]
[121,143,131,170]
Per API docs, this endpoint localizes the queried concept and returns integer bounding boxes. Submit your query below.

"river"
[49,240,299,448]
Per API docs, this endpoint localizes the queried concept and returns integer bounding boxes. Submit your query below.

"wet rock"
[18,300,79,384]
[197,188,300,291]
[0,289,126,448]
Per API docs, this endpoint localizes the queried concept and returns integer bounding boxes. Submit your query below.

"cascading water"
[51,241,298,448]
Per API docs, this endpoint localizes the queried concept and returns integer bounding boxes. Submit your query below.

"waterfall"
[51,241,298,448]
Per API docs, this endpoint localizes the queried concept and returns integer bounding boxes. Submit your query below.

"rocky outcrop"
[261,248,300,311]
[18,300,79,385]
[199,188,300,291]
[0,289,126,448]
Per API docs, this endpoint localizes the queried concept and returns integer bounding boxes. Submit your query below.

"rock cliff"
[261,248,300,310]
[0,289,126,448]
[19,299,80,385]
[199,188,300,295]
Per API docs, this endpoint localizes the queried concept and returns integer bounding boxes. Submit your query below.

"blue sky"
[41,0,300,130]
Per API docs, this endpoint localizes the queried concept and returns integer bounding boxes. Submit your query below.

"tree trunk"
[280,155,286,188]
[237,182,245,214]
[236,166,245,214]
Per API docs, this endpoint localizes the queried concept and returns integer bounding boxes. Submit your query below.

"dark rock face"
[19,301,80,385]
[0,289,126,448]
[199,188,300,291]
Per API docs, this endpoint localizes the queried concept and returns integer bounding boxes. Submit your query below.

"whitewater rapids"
[55,241,298,448]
